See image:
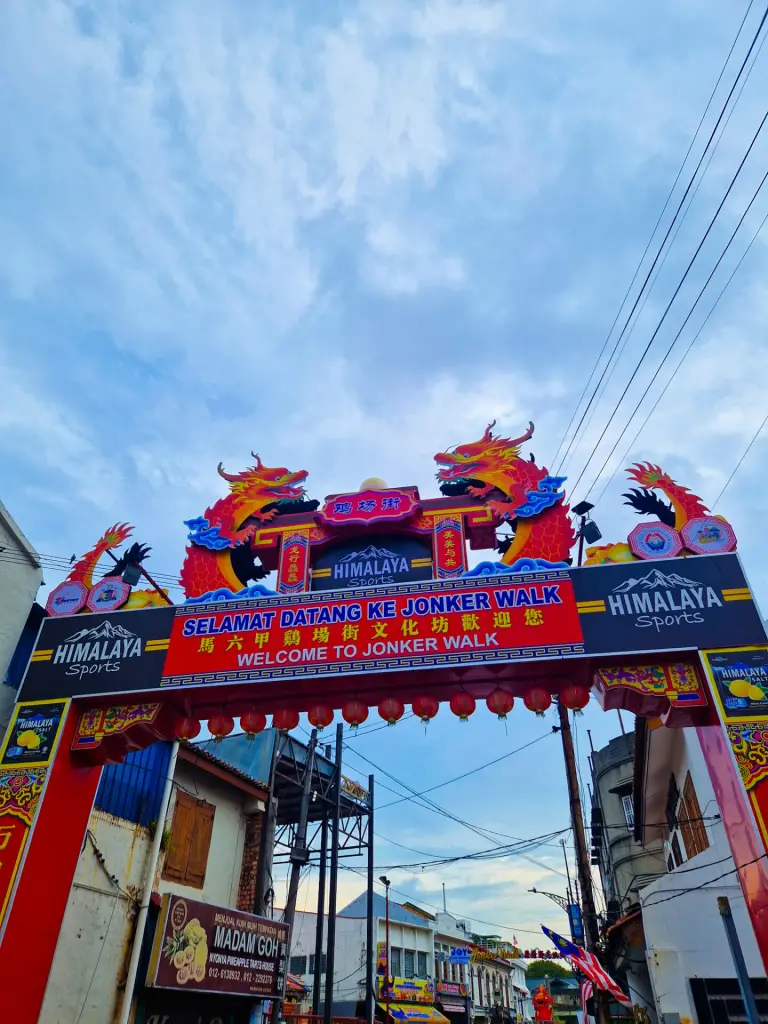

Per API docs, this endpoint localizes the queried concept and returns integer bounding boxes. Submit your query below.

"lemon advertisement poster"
[705,647,768,719]
[147,894,290,998]
[0,700,68,767]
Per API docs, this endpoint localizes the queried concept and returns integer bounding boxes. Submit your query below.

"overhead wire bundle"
[550,1,768,507]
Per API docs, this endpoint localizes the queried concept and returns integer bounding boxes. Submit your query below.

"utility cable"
[580,159,768,500]
[553,0,768,475]
[377,731,554,809]
[711,410,768,507]
[592,203,768,506]
[559,13,768,478]
[569,100,768,500]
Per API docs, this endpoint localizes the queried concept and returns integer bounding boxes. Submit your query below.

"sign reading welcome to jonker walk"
[17,554,765,702]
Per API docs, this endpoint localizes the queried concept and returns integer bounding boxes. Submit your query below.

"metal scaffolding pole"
[323,724,344,1024]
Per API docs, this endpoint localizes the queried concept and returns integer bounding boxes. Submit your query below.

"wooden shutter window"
[679,771,709,860]
[162,792,216,889]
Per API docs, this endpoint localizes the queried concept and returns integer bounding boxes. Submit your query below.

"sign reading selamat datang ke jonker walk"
[16,554,766,703]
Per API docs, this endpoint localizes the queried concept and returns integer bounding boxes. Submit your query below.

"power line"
[579,159,768,500]
[640,852,767,908]
[377,731,555,809]
[592,203,768,506]
[552,0,768,475]
[711,410,768,507]
[343,745,568,879]
[559,9,768,479]
[570,98,768,499]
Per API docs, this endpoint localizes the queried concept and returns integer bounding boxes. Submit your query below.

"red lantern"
[240,710,267,740]
[485,688,514,719]
[449,692,476,722]
[523,687,552,716]
[207,713,235,743]
[175,716,201,741]
[342,700,369,729]
[412,695,439,724]
[273,708,300,732]
[561,684,590,711]
[308,704,334,731]
[378,697,405,726]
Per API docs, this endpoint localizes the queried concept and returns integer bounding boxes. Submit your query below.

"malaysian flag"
[541,925,632,1008]
[580,978,593,1021]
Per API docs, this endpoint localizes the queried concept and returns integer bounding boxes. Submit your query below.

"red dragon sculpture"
[179,452,310,598]
[584,461,733,565]
[435,421,576,564]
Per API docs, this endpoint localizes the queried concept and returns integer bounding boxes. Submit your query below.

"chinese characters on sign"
[434,515,466,579]
[318,488,420,527]
[161,571,583,686]
[278,530,310,594]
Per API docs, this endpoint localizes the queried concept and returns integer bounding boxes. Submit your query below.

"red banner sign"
[162,572,583,686]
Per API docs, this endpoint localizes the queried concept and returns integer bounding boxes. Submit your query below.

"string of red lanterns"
[172,686,589,744]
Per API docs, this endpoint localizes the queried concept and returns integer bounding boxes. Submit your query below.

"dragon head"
[435,420,535,490]
[217,452,308,505]
[625,461,676,491]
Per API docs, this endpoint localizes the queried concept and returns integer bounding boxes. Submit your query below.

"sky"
[2,0,768,942]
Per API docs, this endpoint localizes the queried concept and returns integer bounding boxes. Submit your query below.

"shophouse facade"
[634,719,768,1024]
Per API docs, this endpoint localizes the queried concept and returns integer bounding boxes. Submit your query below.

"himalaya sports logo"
[53,621,142,678]
[333,544,411,586]
[607,568,722,632]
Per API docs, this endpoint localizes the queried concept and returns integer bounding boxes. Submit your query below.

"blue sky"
[2,0,768,939]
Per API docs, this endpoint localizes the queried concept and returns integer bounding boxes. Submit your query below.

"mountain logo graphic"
[338,545,401,563]
[65,621,137,644]
[54,620,143,671]
[612,569,700,594]
[606,567,723,620]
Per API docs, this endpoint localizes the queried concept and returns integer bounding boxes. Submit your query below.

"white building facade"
[636,720,765,1024]
[0,499,42,738]
[38,741,268,1024]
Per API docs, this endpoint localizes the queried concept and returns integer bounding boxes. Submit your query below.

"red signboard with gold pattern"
[0,699,69,931]
[161,570,584,688]
[433,515,467,579]
[277,530,311,594]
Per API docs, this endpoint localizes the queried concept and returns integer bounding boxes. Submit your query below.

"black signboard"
[704,648,768,719]
[311,533,433,591]
[571,553,766,655]
[0,700,67,766]
[19,606,175,702]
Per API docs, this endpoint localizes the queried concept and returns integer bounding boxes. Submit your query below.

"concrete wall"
[0,501,42,736]
[40,762,255,1024]
[592,732,665,909]
[39,809,154,1024]
[158,761,247,908]
[639,729,763,1024]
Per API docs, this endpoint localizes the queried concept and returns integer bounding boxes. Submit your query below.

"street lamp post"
[380,876,391,1024]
